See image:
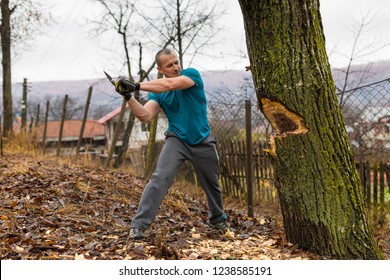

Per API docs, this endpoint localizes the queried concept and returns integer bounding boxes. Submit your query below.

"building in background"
[36,120,105,155]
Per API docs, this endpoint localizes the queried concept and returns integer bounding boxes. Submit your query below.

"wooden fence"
[218,140,275,203]
[358,162,390,224]
[218,140,390,222]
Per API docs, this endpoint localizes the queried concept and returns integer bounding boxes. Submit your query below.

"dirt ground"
[0,153,388,260]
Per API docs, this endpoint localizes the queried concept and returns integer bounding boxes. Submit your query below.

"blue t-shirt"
[148,68,210,145]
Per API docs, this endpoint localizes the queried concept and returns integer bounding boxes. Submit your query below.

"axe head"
[103,71,115,85]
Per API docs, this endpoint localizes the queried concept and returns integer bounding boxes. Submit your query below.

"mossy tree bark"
[238,0,384,259]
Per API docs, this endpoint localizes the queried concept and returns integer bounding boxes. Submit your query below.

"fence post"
[21,78,27,129]
[35,104,40,128]
[364,162,371,208]
[105,99,127,168]
[373,164,378,221]
[386,164,390,193]
[379,162,385,224]
[42,101,49,153]
[29,117,34,132]
[76,86,93,155]
[245,99,254,217]
[56,95,68,156]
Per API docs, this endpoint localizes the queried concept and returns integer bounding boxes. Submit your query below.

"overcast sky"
[11,0,390,83]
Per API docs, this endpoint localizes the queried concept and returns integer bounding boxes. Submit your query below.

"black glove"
[114,78,140,100]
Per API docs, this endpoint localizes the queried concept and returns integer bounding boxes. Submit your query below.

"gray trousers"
[130,132,225,230]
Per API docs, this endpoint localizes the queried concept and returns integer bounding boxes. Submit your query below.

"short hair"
[155,49,176,67]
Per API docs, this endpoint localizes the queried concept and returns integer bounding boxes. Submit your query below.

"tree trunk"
[144,72,163,178]
[1,0,13,136]
[112,30,135,168]
[238,0,384,259]
[176,0,183,66]
[113,103,136,168]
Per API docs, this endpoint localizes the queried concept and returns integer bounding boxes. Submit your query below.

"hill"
[13,69,252,101]
[3,60,390,120]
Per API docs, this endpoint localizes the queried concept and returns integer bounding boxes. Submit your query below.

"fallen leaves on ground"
[0,153,380,260]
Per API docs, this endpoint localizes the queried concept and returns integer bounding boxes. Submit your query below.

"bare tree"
[37,95,83,121]
[135,0,224,67]
[328,12,390,162]
[89,0,138,81]
[89,0,139,167]
[330,11,390,107]
[89,0,225,168]
[1,0,52,136]
[89,0,164,167]
[1,0,12,136]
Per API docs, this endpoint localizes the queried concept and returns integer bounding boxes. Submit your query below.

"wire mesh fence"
[205,78,390,217]
[206,77,390,163]
[339,78,390,163]
[208,100,271,143]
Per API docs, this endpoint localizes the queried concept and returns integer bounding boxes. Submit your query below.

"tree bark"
[176,0,183,66]
[144,72,163,178]
[1,0,13,136]
[112,29,135,168]
[238,0,384,259]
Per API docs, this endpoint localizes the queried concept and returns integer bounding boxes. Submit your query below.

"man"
[114,49,234,240]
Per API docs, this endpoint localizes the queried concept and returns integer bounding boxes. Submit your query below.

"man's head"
[155,49,181,78]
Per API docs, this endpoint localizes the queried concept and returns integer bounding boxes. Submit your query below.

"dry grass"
[3,130,40,155]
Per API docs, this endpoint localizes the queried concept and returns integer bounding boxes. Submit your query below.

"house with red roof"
[36,120,105,155]
[97,102,168,152]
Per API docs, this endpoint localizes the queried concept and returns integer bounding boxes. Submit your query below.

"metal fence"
[339,78,390,163]
[208,87,390,222]
[206,78,390,163]
[194,78,390,217]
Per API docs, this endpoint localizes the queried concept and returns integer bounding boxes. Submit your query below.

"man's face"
[157,53,181,78]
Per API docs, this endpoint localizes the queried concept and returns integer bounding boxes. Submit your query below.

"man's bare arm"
[127,99,161,123]
[123,75,194,123]
[139,76,195,93]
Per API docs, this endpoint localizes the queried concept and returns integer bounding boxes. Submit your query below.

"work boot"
[128,228,145,240]
[208,220,236,234]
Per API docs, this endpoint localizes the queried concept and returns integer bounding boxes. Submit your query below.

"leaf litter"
[1,153,386,260]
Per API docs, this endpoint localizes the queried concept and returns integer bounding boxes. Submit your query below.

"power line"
[53,39,93,80]
[32,0,82,77]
